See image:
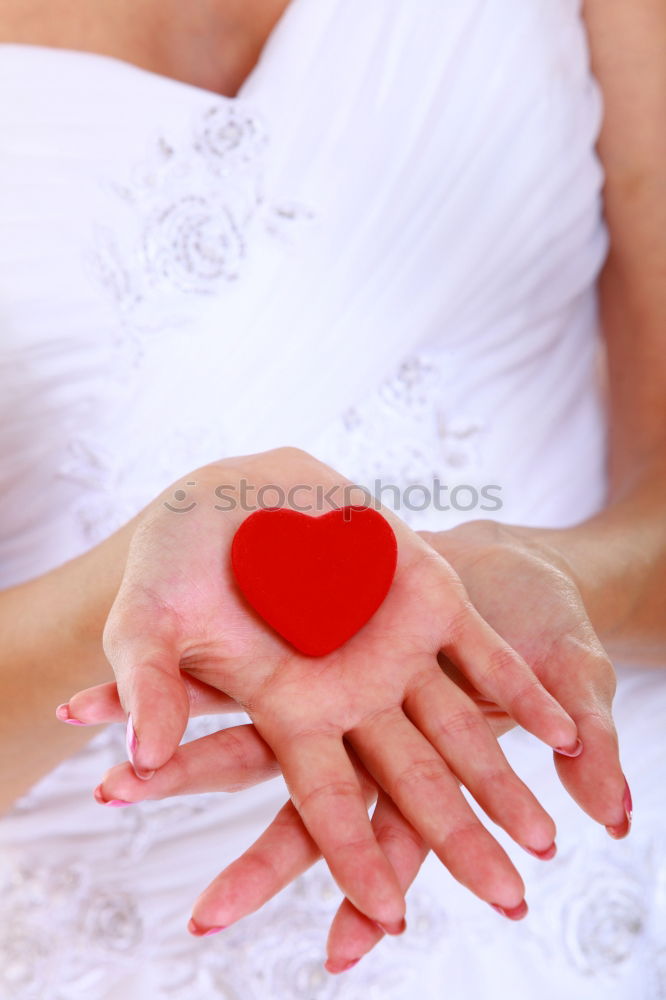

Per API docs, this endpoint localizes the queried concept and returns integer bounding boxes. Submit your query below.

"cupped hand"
[64,449,580,936]
[420,519,630,839]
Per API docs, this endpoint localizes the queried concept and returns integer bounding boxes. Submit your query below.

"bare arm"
[543,0,666,663]
[0,520,134,810]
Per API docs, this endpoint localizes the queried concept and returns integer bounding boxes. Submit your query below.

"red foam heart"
[230,505,398,657]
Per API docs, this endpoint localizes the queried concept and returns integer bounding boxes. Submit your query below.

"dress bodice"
[2,3,664,998]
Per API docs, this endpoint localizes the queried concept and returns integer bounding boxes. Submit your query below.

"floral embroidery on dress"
[312,352,488,529]
[59,100,314,548]
[87,102,313,329]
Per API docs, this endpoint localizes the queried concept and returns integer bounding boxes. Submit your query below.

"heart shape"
[230,505,398,657]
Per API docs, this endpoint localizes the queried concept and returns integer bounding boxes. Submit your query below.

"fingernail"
[374,917,406,936]
[55,703,87,726]
[490,899,528,920]
[126,713,138,760]
[93,785,132,807]
[188,918,226,937]
[554,737,583,758]
[606,779,633,840]
[126,714,155,781]
[324,958,361,974]
[524,842,557,861]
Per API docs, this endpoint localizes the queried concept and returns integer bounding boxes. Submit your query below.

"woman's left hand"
[65,519,631,973]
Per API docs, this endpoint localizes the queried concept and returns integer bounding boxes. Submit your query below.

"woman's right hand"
[64,446,580,934]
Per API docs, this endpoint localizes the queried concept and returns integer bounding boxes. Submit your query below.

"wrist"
[67,517,137,663]
[526,515,658,661]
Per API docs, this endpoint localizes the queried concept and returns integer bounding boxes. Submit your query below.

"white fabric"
[0,0,665,997]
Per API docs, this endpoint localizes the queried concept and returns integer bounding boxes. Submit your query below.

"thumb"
[104,624,189,780]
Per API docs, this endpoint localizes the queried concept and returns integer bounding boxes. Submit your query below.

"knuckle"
[553,629,618,704]
[330,833,378,857]
[434,818,481,859]
[437,707,485,742]
[393,759,451,799]
[508,676,544,714]
[576,703,617,736]
[375,820,423,855]
[161,753,189,796]
[294,778,359,816]
[441,599,474,647]
[484,645,526,685]
[238,847,281,886]
[585,651,617,700]
[474,765,518,803]
[212,727,256,773]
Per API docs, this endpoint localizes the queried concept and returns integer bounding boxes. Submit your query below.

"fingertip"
[124,713,161,780]
[188,918,227,937]
[373,917,406,936]
[605,778,633,839]
[324,957,361,975]
[55,703,87,726]
[490,899,528,921]
[554,737,584,758]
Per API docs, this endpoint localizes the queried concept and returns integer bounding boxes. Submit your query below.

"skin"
[77,449,581,929]
[0,0,290,98]
[0,0,664,974]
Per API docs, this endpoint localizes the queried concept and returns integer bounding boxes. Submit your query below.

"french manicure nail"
[490,899,529,921]
[325,958,361,974]
[374,917,406,936]
[524,842,557,861]
[55,703,87,726]
[554,738,583,758]
[125,714,155,781]
[605,779,633,840]
[187,918,226,937]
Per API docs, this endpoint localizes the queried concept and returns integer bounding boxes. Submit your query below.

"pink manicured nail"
[188,918,226,937]
[490,899,529,921]
[325,958,361,974]
[93,785,132,807]
[126,714,138,760]
[126,714,155,781]
[524,842,557,861]
[374,917,406,936]
[554,738,583,758]
[55,703,86,726]
[606,779,633,840]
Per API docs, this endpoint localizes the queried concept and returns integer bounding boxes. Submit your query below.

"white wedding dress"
[1,1,665,997]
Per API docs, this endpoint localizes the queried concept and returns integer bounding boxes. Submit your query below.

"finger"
[190,800,321,934]
[268,727,406,932]
[439,595,580,754]
[545,637,630,837]
[348,705,527,914]
[189,766,378,933]
[404,670,557,856]
[93,724,279,805]
[58,677,240,727]
[103,609,190,778]
[326,791,428,973]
